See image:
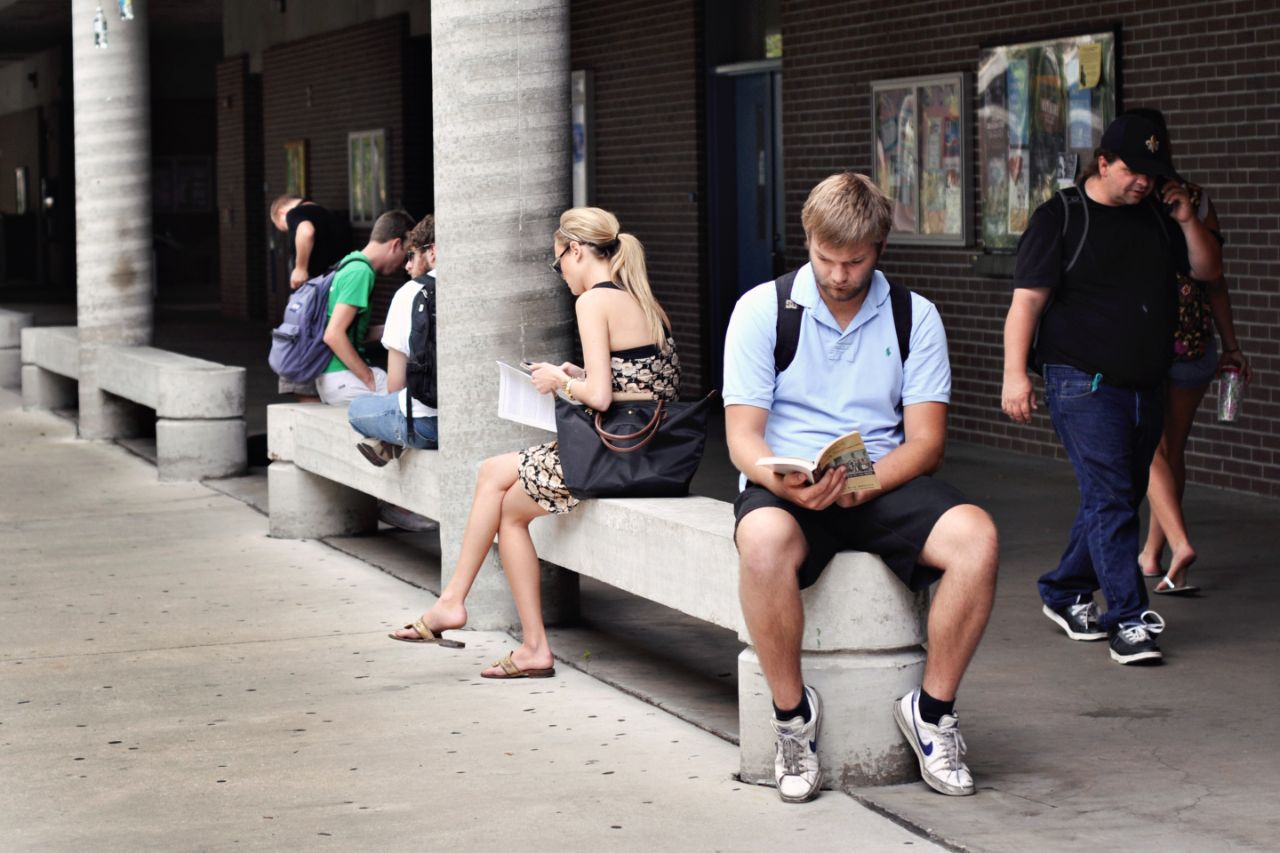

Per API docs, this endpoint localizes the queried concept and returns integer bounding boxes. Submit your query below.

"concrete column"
[71,0,154,439]
[432,0,577,630]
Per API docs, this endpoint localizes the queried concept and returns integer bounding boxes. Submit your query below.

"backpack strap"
[1058,186,1089,273]
[773,267,913,374]
[773,269,802,374]
[887,279,912,365]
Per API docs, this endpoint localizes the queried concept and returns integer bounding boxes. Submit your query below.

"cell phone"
[519,360,536,372]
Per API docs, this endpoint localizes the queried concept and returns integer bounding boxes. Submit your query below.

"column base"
[156,418,247,481]
[737,646,925,789]
[268,461,378,539]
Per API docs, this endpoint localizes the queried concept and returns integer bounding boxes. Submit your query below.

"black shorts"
[733,476,970,591]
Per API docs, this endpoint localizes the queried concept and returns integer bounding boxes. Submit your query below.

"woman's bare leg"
[1144,384,1208,587]
[392,452,522,639]
[480,483,554,676]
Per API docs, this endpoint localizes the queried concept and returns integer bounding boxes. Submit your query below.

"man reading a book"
[722,172,998,803]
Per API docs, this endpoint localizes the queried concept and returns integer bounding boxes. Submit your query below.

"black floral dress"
[518,335,680,514]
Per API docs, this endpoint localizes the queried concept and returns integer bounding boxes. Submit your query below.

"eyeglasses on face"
[550,242,573,275]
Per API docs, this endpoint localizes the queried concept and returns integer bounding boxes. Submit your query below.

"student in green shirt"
[316,209,416,405]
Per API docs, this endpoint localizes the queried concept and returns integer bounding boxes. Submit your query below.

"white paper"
[497,361,556,433]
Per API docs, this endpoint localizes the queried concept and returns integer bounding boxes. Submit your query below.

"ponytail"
[556,207,672,352]
[610,233,671,352]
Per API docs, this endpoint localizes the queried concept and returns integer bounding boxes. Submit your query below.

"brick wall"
[215,55,264,320]
[571,0,708,392]
[260,15,424,323]
[781,0,1280,497]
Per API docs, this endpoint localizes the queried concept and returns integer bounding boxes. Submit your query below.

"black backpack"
[772,267,913,374]
[404,276,437,433]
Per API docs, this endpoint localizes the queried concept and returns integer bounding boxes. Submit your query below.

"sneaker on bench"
[357,438,403,467]
[771,684,822,803]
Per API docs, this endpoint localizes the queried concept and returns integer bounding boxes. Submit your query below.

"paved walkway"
[6,305,1280,851]
[0,389,936,852]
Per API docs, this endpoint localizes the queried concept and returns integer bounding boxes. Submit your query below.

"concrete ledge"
[0,308,33,348]
[20,326,79,380]
[267,402,442,525]
[268,460,379,539]
[530,496,927,652]
[98,344,245,419]
[0,308,33,389]
[156,418,247,482]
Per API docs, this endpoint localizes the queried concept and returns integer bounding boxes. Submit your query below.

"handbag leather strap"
[594,401,665,454]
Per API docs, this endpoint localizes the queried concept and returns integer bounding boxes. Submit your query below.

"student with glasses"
[388,208,680,679]
[347,215,439,465]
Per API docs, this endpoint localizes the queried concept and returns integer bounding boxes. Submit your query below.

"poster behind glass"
[978,32,1116,251]
[872,73,969,245]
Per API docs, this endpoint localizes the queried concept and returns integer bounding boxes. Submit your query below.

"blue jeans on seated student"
[347,393,438,450]
[1038,364,1163,629]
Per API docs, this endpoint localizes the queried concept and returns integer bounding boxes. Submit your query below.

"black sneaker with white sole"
[1042,595,1107,641]
[1109,610,1165,664]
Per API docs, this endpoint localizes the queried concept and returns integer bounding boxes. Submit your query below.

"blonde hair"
[800,172,893,249]
[269,194,300,221]
[556,207,671,352]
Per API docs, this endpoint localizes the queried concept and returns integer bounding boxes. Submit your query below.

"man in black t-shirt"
[270,196,344,289]
[1001,114,1221,666]
[270,195,347,399]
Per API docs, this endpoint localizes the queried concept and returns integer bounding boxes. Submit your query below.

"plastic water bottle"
[1217,367,1243,422]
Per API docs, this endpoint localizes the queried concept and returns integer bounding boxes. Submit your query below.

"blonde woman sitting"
[390,207,680,678]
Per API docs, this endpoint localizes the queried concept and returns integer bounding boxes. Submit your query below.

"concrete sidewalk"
[0,389,937,852]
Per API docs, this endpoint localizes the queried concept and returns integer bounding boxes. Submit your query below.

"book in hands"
[757,431,880,494]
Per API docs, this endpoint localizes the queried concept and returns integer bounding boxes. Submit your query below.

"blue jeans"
[1038,364,1164,629]
[347,393,438,449]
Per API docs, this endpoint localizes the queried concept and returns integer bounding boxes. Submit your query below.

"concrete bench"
[266,402,439,537]
[528,496,928,789]
[20,326,79,410]
[96,344,248,481]
[267,400,928,789]
[20,327,247,481]
[0,308,33,389]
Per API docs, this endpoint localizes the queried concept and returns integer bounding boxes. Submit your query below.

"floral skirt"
[517,440,580,515]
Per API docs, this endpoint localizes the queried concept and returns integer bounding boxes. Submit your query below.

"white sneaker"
[771,685,822,803]
[893,689,975,796]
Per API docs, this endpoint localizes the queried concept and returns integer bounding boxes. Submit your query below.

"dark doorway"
[704,0,783,389]
[706,59,783,389]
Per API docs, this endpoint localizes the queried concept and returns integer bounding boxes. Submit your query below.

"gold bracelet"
[563,378,577,401]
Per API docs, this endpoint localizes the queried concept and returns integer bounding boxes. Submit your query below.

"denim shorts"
[1168,336,1218,389]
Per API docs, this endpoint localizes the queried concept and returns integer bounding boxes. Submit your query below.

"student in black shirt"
[1000,114,1221,666]
[270,196,343,289]
[270,195,346,399]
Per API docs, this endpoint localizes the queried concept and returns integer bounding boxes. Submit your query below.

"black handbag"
[555,392,716,498]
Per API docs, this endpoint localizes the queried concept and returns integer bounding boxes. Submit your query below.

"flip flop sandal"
[1153,572,1200,596]
[481,651,555,679]
[388,618,465,648]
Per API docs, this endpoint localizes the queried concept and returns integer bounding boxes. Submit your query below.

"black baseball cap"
[1100,114,1180,181]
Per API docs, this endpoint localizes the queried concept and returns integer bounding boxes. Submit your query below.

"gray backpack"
[268,256,372,383]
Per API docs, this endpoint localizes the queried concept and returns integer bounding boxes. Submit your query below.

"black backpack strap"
[1059,186,1089,273]
[887,279,912,365]
[773,269,802,374]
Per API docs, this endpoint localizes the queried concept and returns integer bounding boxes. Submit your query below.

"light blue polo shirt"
[722,264,951,472]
